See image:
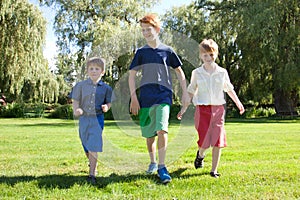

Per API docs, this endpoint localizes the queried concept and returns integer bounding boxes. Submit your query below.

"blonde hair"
[139,13,161,32]
[199,39,219,55]
[86,57,105,71]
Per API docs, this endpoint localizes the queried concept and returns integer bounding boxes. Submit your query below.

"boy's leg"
[211,146,221,173]
[157,130,168,165]
[157,130,171,183]
[146,137,156,163]
[198,147,206,158]
[88,151,98,177]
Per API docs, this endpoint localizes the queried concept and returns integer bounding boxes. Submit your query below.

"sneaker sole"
[157,174,172,184]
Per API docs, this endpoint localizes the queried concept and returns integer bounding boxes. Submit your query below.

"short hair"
[199,39,219,55]
[86,57,105,71]
[139,13,161,32]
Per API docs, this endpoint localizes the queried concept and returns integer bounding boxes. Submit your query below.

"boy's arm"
[72,99,83,117]
[175,67,191,120]
[128,70,140,115]
[227,90,245,115]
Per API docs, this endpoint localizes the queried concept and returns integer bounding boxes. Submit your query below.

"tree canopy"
[0,0,64,103]
[0,0,299,115]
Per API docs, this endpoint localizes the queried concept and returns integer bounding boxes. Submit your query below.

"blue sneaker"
[157,167,171,183]
[146,163,158,174]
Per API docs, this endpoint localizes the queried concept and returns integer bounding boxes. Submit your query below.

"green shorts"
[139,104,170,138]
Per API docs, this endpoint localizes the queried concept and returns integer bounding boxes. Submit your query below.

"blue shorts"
[79,115,104,153]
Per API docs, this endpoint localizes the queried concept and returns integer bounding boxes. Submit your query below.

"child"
[128,14,189,183]
[70,57,112,184]
[178,39,244,178]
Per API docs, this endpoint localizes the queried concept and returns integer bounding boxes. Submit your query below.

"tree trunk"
[273,89,299,116]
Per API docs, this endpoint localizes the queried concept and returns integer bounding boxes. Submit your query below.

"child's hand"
[102,104,109,113]
[74,108,83,117]
[177,106,188,120]
[237,102,245,115]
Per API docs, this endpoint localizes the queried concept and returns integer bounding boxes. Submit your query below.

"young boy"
[178,39,244,178]
[70,57,112,184]
[128,14,189,183]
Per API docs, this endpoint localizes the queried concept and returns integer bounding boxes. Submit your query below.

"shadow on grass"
[0,168,205,189]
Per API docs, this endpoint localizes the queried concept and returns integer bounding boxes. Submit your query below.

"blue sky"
[29,0,193,68]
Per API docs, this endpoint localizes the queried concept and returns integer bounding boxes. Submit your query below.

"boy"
[178,39,244,178]
[128,14,189,183]
[70,57,112,184]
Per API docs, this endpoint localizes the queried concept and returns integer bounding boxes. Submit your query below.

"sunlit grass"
[0,118,299,199]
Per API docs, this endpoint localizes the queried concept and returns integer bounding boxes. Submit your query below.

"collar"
[87,78,103,86]
[197,64,223,75]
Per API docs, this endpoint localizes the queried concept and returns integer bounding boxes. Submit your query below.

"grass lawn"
[0,118,299,199]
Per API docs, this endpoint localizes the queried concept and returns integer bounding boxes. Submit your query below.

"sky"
[29,0,193,68]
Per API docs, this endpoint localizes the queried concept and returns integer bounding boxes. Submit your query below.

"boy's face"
[141,23,159,42]
[200,52,217,65]
[87,64,104,82]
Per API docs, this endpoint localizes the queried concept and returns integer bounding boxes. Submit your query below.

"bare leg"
[211,147,221,173]
[157,130,167,165]
[198,147,206,158]
[88,151,98,176]
[146,137,156,163]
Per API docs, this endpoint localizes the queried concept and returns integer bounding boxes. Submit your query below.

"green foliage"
[0,103,25,118]
[48,104,74,119]
[163,0,299,116]
[0,0,64,103]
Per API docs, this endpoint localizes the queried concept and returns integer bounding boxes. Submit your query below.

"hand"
[237,102,245,115]
[177,106,188,120]
[102,104,109,113]
[130,97,140,115]
[74,108,83,117]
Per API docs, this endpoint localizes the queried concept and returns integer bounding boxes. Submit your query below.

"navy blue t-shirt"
[129,43,182,108]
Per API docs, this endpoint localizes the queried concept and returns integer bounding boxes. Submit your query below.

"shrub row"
[0,102,285,119]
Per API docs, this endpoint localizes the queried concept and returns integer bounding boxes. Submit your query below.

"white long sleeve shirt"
[187,64,234,106]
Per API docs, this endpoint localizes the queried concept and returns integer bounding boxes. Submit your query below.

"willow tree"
[194,0,299,115]
[0,0,59,103]
[39,0,160,86]
[235,0,300,115]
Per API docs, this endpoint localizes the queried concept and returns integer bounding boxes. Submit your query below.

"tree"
[194,0,299,115]
[236,0,300,115]
[0,0,61,103]
[163,2,247,102]
[39,0,160,86]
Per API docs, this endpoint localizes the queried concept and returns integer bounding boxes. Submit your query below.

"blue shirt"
[129,44,182,108]
[70,78,112,115]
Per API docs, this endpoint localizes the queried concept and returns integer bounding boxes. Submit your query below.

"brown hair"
[199,39,219,55]
[139,14,161,32]
[86,57,105,71]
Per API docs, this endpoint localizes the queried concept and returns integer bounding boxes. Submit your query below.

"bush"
[0,103,25,118]
[48,104,74,119]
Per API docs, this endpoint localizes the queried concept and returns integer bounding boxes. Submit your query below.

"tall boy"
[178,39,244,178]
[70,57,112,184]
[128,14,189,183]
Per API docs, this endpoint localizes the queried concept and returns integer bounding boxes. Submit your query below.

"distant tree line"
[0,0,299,116]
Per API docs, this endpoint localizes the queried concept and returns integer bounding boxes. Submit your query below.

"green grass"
[0,118,299,199]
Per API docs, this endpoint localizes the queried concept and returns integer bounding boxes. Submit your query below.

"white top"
[187,64,234,106]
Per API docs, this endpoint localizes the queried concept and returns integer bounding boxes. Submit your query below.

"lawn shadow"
[0,168,204,189]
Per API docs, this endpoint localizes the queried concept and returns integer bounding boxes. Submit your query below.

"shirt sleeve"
[129,49,141,71]
[168,49,182,68]
[69,82,81,101]
[104,85,113,104]
[223,71,234,92]
[187,70,197,94]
